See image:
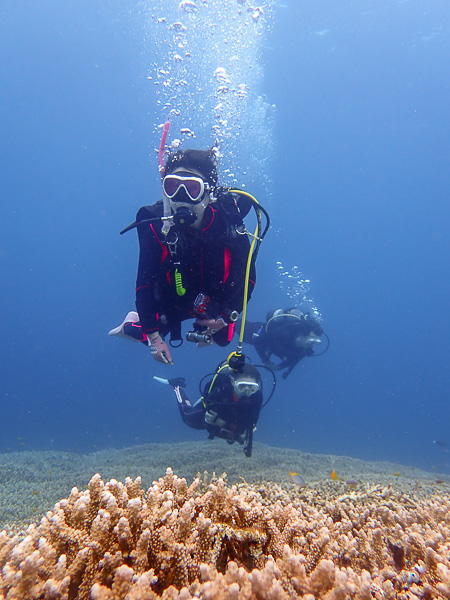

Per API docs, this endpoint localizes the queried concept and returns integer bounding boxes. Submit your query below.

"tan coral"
[0,469,449,599]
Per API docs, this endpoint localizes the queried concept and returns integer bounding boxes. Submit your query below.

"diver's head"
[163,149,218,228]
[231,364,261,398]
[293,313,323,351]
[294,332,322,352]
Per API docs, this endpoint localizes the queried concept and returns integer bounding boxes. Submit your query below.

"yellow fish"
[330,469,337,481]
[393,472,401,477]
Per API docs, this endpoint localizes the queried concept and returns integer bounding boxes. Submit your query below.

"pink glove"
[148,332,173,365]
[194,318,227,347]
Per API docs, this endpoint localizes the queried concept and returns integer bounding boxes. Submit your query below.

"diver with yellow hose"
[154,360,275,457]
[152,171,274,456]
[108,144,270,367]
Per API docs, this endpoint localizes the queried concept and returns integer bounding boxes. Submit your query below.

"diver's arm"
[135,208,165,334]
[251,329,273,364]
[242,321,263,344]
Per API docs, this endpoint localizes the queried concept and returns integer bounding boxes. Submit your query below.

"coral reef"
[0,468,449,599]
[1,441,446,530]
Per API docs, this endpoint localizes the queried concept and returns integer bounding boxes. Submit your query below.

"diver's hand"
[193,317,227,348]
[204,410,226,428]
[194,317,227,338]
[148,332,173,365]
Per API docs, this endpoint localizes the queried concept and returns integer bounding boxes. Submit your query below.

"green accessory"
[174,268,186,296]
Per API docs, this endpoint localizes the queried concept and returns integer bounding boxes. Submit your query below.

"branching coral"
[0,469,449,599]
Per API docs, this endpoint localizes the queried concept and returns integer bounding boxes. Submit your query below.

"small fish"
[435,479,444,484]
[330,469,337,481]
[289,472,306,488]
[393,472,401,477]
[346,478,358,487]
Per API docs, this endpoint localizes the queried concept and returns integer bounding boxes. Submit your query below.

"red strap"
[223,247,231,284]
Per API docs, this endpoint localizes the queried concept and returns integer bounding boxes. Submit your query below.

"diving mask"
[233,379,260,397]
[163,174,209,204]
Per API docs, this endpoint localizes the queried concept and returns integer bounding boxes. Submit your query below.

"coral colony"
[1,469,450,598]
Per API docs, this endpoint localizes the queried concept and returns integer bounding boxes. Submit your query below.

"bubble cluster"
[140,0,276,191]
[276,261,322,320]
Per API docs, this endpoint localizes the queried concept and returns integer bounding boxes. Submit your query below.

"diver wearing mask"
[109,149,257,365]
[243,308,329,379]
[153,362,266,457]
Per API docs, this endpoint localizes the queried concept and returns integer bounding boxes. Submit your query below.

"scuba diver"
[243,307,329,379]
[109,146,269,366]
[155,361,274,457]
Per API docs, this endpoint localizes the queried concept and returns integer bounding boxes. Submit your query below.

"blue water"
[1,0,449,473]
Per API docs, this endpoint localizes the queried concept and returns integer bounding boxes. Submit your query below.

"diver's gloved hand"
[148,332,173,365]
[204,410,226,428]
[194,317,227,344]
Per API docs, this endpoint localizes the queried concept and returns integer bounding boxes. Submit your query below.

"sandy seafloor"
[1,440,449,531]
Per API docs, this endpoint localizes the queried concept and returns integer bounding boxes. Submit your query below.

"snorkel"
[158,121,173,236]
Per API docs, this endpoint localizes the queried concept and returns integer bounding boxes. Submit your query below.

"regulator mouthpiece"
[173,206,196,228]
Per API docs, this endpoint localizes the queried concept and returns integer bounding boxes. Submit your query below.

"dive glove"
[194,317,227,345]
[148,332,173,365]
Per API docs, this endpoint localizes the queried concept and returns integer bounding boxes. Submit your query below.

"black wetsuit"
[244,317,323,378]
[176,371,263,444]
[130,193,256,345]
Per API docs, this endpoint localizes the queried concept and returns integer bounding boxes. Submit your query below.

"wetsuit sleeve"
[251,330,273,364]
[242,321,264,344]
[135,206,164,333]
[241,321,270,362]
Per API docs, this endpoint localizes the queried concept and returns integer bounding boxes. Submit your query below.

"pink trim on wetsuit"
[124,321,147,342]
[227,322,235,343]
[201,206,215,232]
[223,247,231,284]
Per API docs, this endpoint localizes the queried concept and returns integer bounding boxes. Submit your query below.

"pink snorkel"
[158,121,170,177]
[159,121,172,235]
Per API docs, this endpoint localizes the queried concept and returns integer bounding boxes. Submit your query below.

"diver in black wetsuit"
[109,148,260,365]
[155,362,264,457]
[243,307,327,379]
